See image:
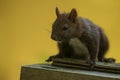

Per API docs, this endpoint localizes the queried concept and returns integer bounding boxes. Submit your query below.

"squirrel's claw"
[86,60,96,71]
[45,55,55,62]
[45,59,51,62]
[103,58,116,63]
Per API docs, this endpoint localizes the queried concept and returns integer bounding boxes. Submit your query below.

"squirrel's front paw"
[104,58,116,63]
[86,60,96,71]
[46,56,55,62]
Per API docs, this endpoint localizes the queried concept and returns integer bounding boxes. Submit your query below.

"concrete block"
[20,64,120,80]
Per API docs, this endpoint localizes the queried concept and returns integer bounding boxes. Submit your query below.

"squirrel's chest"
[69,38,88,53]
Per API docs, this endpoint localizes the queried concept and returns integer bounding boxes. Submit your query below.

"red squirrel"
[46,7,115,70]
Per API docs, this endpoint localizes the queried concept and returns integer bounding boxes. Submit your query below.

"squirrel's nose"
[51,35,57,41]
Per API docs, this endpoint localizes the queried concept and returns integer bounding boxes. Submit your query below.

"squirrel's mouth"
[52,38,69,43]
[51,35,70,42]
[57,41,62,43]
[57,38,70,43]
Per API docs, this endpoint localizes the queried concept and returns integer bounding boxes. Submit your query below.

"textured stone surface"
[52,58,120,74]
[20,64,120,80]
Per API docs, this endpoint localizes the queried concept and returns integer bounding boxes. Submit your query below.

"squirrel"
[46,7,115,70]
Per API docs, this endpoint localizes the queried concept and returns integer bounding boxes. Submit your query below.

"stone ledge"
[20,64,120,80]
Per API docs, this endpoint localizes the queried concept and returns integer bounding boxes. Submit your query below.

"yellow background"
[0,0,120,80]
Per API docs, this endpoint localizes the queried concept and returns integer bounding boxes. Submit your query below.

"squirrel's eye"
[62,25,68,31]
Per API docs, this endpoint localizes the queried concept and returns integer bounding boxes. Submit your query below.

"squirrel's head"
[51,7,79,41]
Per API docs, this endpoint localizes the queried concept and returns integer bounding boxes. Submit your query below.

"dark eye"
[62,25,68,31]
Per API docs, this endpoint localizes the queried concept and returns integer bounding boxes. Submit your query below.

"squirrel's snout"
[51,35,57,41]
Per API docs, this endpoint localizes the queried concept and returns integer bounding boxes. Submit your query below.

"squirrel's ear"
[56,7,60,17]
[68,8,77,23]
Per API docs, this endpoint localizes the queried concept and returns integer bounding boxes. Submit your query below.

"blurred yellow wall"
[0,0,120,80]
